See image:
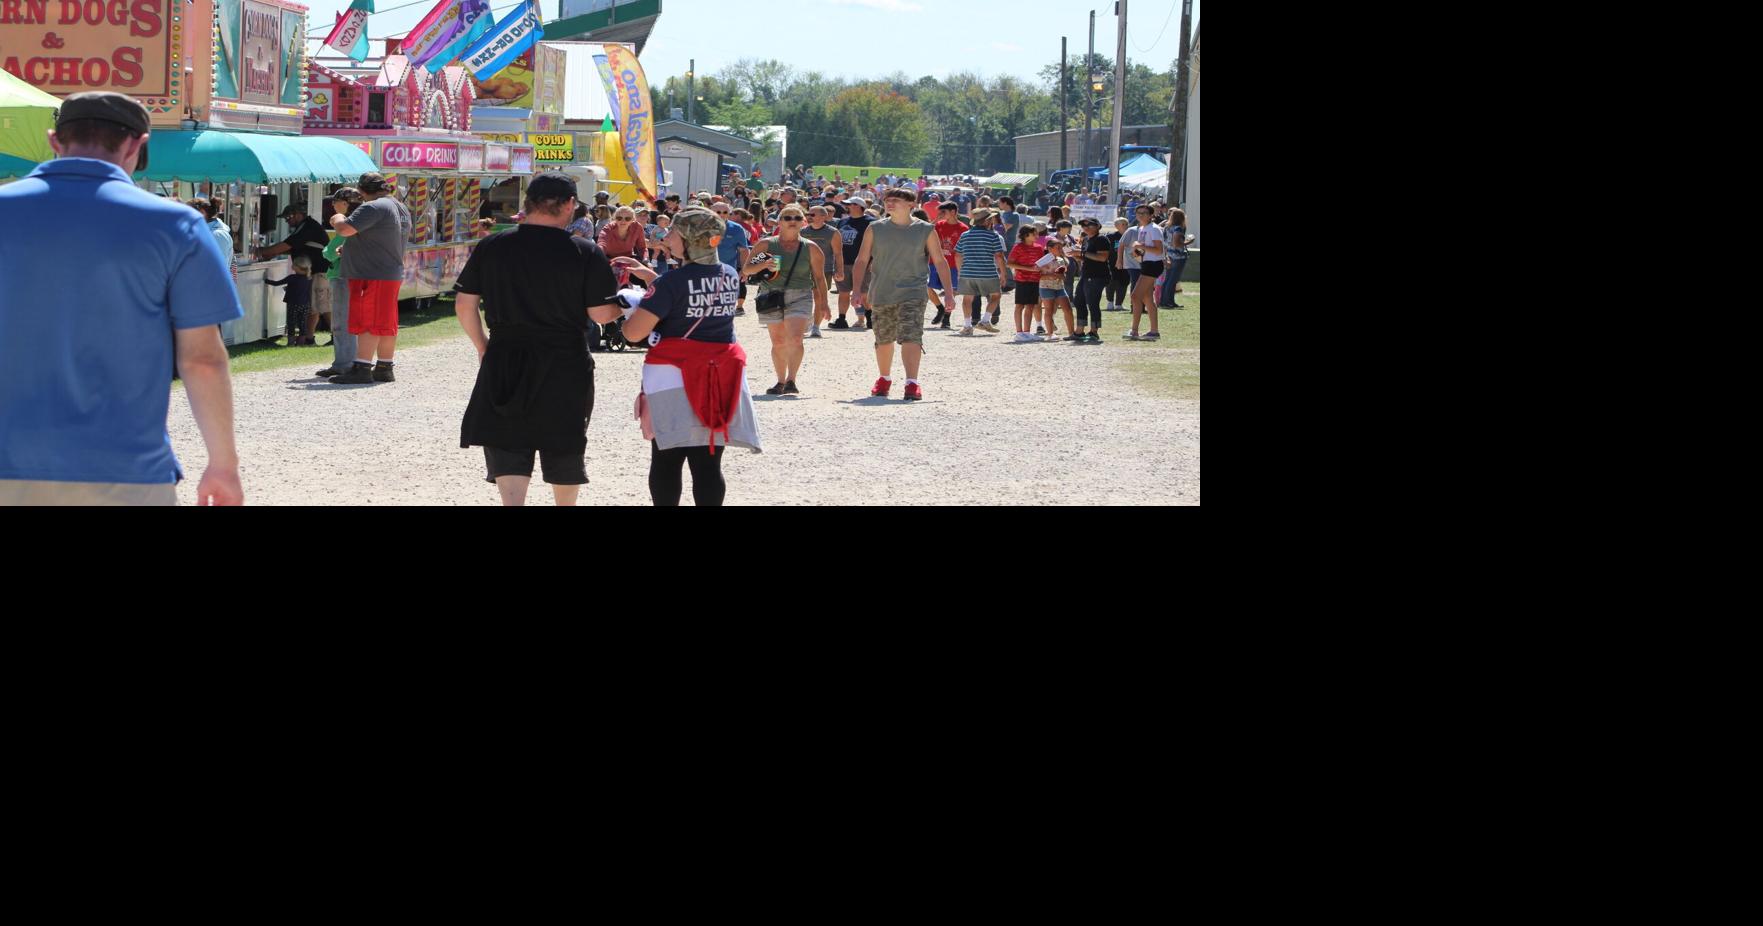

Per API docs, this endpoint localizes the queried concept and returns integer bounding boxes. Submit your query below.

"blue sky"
[304,0,1197,86]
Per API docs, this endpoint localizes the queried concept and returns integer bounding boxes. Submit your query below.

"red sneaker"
[903,382,923,402]
[871,377,892,398]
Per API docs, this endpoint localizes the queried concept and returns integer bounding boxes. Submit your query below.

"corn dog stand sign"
[0,0,188,125]
[3,1,385,346]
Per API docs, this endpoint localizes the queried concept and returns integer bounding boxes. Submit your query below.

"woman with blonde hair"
[743,205,828,395]
[597,205,646,263]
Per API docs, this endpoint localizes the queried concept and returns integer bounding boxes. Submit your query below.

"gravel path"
[168,306,1200,505]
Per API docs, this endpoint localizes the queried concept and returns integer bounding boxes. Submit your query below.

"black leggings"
[1075,277,1107,329]
[649,441,727,506]
[1107,268,1129,307]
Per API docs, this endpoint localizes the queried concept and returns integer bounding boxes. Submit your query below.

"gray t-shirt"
[867,218,938,307]
[339,197,411,281]
[800,223,839,273]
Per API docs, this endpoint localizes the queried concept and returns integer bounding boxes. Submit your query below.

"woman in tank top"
[743,205,828,395]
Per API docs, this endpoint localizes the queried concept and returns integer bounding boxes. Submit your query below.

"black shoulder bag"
[755,240,806,314]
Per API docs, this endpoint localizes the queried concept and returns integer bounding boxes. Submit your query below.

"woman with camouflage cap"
[616,207,762,506]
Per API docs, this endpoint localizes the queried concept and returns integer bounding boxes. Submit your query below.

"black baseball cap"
[526,172,578,202]
[55,91,150,170]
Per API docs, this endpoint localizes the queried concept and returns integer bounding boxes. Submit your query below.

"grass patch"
[220,296,470,378]
[1110,281,1199,400]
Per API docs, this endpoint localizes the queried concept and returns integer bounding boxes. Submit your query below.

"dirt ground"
[167,306,1200,505]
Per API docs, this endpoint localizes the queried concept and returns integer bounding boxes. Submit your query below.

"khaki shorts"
[868,301,925,346]
[0,480,177,506]
[835,270,869,294]
[958,276,1002,298]
[757,288,816,327]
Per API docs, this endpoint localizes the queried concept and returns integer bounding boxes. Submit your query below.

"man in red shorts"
[328,172,412,384]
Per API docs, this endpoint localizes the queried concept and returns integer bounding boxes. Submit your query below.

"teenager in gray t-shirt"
[338,196,412,281]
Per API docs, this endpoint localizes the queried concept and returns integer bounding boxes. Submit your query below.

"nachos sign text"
[0,0,171,95]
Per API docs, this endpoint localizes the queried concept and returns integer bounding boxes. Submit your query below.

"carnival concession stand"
[1,0,379,344]
[304,55,534,301]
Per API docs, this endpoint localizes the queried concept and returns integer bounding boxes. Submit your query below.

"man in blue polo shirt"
[0,92,244,506]
[710,201,751,314]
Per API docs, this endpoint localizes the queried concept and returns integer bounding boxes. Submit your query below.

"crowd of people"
[0,93,1196,507]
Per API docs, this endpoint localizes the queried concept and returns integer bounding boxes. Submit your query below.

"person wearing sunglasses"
[744,206,828,395]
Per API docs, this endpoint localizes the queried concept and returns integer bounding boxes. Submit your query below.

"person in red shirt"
[927,202,968,329]
[1005,225,1047,342]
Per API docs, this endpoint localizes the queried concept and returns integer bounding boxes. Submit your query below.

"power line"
[785,127,1020,149]
[1132,0,1178,53]
[304,0,524,39]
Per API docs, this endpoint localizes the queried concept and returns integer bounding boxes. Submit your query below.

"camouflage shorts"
[868,301,926,346]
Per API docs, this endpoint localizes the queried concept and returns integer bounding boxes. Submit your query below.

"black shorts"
[1139,260,1166,279]
[483,447,588,485]
[1013,286,1040,306]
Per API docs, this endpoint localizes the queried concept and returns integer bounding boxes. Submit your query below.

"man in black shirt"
[834,196,874,330]
[254,204,333,343]
[452,174,624,506]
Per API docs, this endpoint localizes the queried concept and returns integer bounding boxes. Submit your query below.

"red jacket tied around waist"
[645,338,748,453]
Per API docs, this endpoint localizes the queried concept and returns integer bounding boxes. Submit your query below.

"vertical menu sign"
[239,0,282,106]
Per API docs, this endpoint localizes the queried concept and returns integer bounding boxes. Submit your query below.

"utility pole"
[1059,39,1068,174]
[1170,0,1192,207]
[1085,10,1094,193]
[687,58,696,124]
[1109,0,1126,204]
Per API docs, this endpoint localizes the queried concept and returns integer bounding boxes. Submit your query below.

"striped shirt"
[954,227,1006,279]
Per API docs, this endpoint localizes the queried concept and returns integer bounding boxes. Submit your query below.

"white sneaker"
[958,326,975,337]
[809,326,822,339]
[1014,331,1037,343]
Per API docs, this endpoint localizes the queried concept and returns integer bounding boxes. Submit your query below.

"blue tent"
[1048,152,1167,188]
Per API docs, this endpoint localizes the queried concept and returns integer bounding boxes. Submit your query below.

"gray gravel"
[168,309,1199,505]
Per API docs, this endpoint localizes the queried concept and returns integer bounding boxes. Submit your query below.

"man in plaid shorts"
[850,188,956,402]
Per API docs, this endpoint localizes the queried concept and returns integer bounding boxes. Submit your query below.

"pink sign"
[350,141,373,157]
[487,146,512,172]
[512,148,534,173]
[458,146,485,172]
[381,142,461,170]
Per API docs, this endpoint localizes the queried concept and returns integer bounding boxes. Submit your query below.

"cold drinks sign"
[381,141,460,171]
[0,1,175,97]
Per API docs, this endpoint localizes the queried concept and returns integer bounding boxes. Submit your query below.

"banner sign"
[403,0,462,68]
[423,0,489,74]
[601,43,657,204]
[324,0,373,63]
[461,0,542,81]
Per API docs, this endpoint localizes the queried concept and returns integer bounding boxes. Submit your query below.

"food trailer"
[2,0,378,345]
[304,55,534,300]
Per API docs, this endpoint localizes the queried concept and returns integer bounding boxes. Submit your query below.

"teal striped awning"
[138,131,378,184]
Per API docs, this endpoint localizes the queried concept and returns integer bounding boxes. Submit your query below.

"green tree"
[827,84,931,168]
[705,99,781,165]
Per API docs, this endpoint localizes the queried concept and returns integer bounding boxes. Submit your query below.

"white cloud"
[993,43,1024,53]
[827,0,926,12]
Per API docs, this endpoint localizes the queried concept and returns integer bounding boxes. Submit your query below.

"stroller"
[598,318,645,352]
